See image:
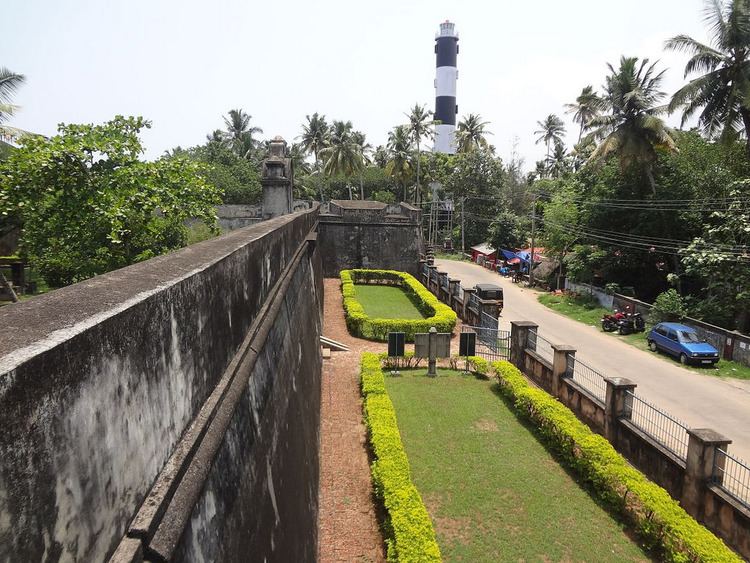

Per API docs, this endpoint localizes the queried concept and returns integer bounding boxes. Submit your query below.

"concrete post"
[418,259,427,284]
[448,278,460,308]
[427,327,438,377]
[461,287,476,323]
[426,265,437,293]
[437,271,447,299]
[509,321,538,371]
[603,377,637,445]
[551,344,576,399]
[682,429,732,520]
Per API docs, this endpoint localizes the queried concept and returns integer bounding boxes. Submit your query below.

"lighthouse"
[434,20,458,154]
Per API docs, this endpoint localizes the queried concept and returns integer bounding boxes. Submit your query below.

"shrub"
[492,360,741,563]
[341,269,457,341]
[360,353,442,562]
[651,289,686,324]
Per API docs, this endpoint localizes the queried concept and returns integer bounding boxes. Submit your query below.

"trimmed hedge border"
[341,269,457,341]
[360,352,442,562]
[492,360,741,563]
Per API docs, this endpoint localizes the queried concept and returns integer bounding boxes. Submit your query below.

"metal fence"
[713,449,750,509]
[566,355,607,403]
[527,329,554,364]
[441,274,450,290]
[468,292,480,311]
[462,325,510,361]
[625,391,690,460]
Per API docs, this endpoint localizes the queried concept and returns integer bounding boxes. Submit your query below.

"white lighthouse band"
[434,20,458,154]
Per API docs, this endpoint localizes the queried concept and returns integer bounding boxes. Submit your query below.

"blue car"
[647,322,720,366]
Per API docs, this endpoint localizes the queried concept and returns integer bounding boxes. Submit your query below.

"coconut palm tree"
[299,112,330,171]
[665,0,750,155]
[385,125,414,202]
[456,113,492,153]
[534,114,566,169]
[351,130,372,199]
[406,104,434,204]
[373,145,389,168]
[564,86,604,142]
[586,56,676,193]
[0,67,27,142]
[321,120,364,198]
[546,140,571,178]
[222,109,263,159]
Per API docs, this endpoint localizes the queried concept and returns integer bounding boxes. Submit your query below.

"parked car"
[647,322,720,366]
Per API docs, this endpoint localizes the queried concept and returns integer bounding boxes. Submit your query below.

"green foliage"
[651,289,687,323]
[0,116,220,286]
[564,244,607,286]
[491,360,741,563]
[360,353,442,562]
[341,269,457,341]
[487,212,527,251]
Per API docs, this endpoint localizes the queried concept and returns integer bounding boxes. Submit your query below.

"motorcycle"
[601,310,624,332]
[616,312,646,335]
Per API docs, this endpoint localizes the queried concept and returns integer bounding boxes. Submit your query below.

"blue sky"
[3,0,709,169]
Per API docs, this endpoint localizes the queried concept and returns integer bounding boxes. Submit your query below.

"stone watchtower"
[261,136,294,219]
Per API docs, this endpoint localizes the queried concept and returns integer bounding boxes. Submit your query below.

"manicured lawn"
[353,284,425,319]
[385,369,649,562]
[538,292,750,380]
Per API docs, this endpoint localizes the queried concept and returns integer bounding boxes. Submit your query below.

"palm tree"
[564,86,604,142]
[456,113,492,153]
[665,0,750,156]
[385,125,414,202]
[534,114,566,170]
[406,104,434,204]
[373,145,389,168]
[321,120,364,198]
[586,56,677,193]
[0,67,27,142]
[223,109,263,159]
[351,130,372,199]
[546,140,571,178]
[299,112,330,171]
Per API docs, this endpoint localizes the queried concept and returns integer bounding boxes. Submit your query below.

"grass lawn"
[385,369,649,562]
[538,292,750,381]
[353,284,425,319]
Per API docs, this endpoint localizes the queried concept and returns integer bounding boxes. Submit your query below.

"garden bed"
[341,269,456,341]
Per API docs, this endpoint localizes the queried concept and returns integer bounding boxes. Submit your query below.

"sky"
[2,0,711,171]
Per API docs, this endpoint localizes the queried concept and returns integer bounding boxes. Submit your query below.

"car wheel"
[679,353,688,365]
[648,340,657,352]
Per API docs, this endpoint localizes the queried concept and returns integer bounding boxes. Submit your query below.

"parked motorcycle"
[616,312,646,335]
[601,310,624,332]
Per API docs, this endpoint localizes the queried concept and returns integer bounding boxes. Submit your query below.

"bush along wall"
[492,360,741,563]
[360,352,442,562]
[341,269,457,341]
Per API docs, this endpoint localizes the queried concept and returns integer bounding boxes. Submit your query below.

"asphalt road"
[437,258,750,463]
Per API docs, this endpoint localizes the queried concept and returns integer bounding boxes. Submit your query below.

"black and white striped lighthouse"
[434,20,458,154]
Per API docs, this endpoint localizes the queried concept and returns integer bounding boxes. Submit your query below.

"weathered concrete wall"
[215,202,311,232]
[558,378,606,434]
[318,201,422,276]
[0,208,320,562]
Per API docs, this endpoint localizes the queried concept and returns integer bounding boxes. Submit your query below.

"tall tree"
[456,113,492,153]
[385,125,413,202]
[586,56,676,193]
[351,130,372,199]
[547,140,571,178]
[299,112,330,171]
[321,120,364,198]
[666,0,750,156]
[564,86,604,142]
[534,114,566,172]
[0,67,27,141]
[406,104,434,204]
[222,109,263,159]
[373,145,389,168]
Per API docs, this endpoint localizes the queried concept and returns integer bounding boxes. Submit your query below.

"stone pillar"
[418,259,428,284]
[427,327,438,377]
[479,300,501,321]
[448,278,460,307]
[603,377,637,445]
[682,429,732,520]
[261,136,293,219]
[509,321,538,371]
[437,271,447,298]
[551,344,576,399]
[427,265,437,293]
[462,287,476,323]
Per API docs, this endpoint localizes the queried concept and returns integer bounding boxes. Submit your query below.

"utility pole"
[461,196,466,254]
[529,193,537,287]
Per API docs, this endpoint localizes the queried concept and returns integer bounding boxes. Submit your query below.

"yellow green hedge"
[361,352,442,562]
[341,269,457,341]
[492,360,741,563]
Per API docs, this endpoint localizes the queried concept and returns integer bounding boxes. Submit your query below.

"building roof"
[331,200,388,210]
[470,243,496,255]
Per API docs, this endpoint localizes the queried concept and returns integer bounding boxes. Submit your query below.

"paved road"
[437,259,750,463]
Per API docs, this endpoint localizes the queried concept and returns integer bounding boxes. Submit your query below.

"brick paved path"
[317,278,386,563]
